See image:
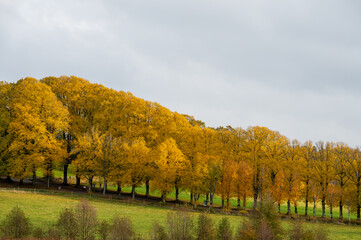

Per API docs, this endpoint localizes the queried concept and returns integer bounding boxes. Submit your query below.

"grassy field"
[34,167,358,220]
[0,189,361,239]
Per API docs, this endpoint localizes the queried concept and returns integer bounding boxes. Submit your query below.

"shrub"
[196,214,216,240]
[47,226,61,240]
[150,221,168,240]
[33,227,45,239]
[167,211,194,240]
[235,221,255,240]
[313,225,329,240]
[56,207,78,240]
[109,215,134,240]
[75,199,98,240]
[217,217,232,240]
[247,195,283,240]
[0,206,31,238]
[98,220,110,240]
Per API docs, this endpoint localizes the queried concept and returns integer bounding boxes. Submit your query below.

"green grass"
[0,189,361,239]
[31,165,359,220]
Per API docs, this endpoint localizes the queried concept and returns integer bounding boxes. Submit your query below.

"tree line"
[1,76,361,220]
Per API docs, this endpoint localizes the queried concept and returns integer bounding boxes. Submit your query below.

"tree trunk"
[357,183,361,221]
[46,175,50,189]
[63,164,68,185]
[348,203,351,223]
[103,179,107,195]
[190,192,193,205]
[162,193,166,204]
[32,170,36,185]
[209,193,214,210]
[295,203,298,215]
[19,178,23,185]
[117,183,121,196]
[242,195,246,210]
[206,194,209,206]
[88,178,93,192]
[131,185,136,199]
[305,180,309,216]
[321,195,326,218]
[253,193,258,210]
[313,200,316,218]
[278,203,281,214]
[287,199,291,215]
[145,179,150,197]
[237,198,241,208]
[221,198,225,208]
[76,175,81,187]
[339,200,343,219]
[6,176,12,182]
[175,186,179,202]
[330,204,333,219]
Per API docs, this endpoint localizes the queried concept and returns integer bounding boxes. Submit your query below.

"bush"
[0,206,31,238]
[75,199,98,240]
[109,215,134,240]
[196,214,216,240]
[246,195,283,240]
[33,227,45,239]
[56,207,78,240]
[150,221,168,240]
[217,217,232,240]
[167,211,194,240]
[98,220,110,240]
[313,225,329,240]
[235,221,255,240]
[47,226,61,240]
[288,221,329,240]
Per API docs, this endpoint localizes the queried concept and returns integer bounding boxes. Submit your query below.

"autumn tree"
[346,147,361,220]
[122,138,150,199]
[241,126,275,210]
[73,128,102,192]
[0,81,13,180]
[151,138,189,203]
[7,78,68,186]
[312,141,335,218]
[41,76,100,185]
[333,142,350,219]
[282,139,303,215]
[300,141,315,216]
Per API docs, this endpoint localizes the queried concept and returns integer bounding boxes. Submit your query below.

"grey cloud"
[1,0,361,146]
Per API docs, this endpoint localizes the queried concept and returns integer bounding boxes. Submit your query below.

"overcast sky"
[1,0,361,146]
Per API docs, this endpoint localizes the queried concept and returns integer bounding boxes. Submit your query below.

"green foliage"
[56,207,77,240]
[196,214,216,240]
[109,215,134,240]
[217,217,233,240]
[167,211,194,240]
[0,206,31,238]
[150,221,168,240]
[75,199,98,240]
[98,220,110,240]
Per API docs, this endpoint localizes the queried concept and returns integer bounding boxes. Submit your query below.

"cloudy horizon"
[1,0,361,146]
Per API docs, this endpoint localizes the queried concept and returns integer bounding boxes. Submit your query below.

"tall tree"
[151,138,189,203]
[241,126,274,210]
[346,147,361,220]
[333,142,351,219]
[122,138,150,199]
[0,81,13,179]
[312,141,335,217]
[7,78,69,186]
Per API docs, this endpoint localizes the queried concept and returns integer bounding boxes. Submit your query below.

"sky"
[1,0,361,146]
